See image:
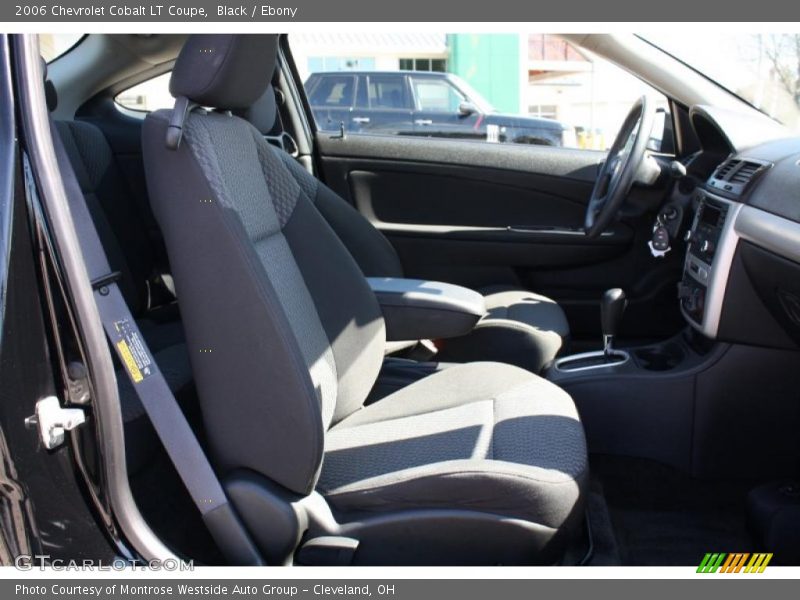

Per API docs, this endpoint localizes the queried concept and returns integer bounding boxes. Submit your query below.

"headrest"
[169,34,279,110]
[235,85,278,135]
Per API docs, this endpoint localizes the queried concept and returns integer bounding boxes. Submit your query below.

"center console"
[543,181,747,474]
[678,192,742,338]
[541,148,800,483]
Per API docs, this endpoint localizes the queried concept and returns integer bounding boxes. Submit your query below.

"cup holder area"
[633,342,685,371]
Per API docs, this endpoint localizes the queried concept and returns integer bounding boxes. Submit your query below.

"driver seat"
[241,73,569,374]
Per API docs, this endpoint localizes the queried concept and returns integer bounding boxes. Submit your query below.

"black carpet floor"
[130,450,224,565]
[590,455,756,566]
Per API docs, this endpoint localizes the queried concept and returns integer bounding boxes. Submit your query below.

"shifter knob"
[601,288,627,355]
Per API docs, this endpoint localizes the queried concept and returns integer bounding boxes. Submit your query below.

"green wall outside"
[447,34,520,113]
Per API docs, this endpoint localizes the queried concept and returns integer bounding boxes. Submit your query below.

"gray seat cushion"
[320,362,587,530]
[436,288,569,373]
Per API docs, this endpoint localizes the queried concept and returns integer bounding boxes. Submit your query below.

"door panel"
[317,132,603,178]
[345,166,633,273]
[349,167,593,228]
[315,133,685,341]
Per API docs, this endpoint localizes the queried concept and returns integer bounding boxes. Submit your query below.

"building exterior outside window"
[400,58,447,71]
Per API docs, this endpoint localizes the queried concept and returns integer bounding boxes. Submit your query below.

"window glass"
[529,104,558,119]
[308,75,355,107]
[367,76,408,109]
[39,34,83,62]
[643,33,800,132]
[412,78,464,112]
[291,33,672,150]
[400,57,448,72]
[115,73,173,112]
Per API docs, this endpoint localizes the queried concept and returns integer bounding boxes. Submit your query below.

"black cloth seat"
[141,34,588,565]
[240,85,569,374]
[313,185,571,373]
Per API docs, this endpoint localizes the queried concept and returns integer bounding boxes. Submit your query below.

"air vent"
[729,161,761,184]
[713,159,739,180]
[707,158,770,197]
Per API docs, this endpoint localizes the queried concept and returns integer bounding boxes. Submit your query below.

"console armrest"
[367,277,486,342]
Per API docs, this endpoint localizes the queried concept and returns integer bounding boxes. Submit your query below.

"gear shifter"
[601,288,627,357]
[552,287,629,373]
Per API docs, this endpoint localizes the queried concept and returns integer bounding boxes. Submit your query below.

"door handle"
[352,117,370,124]
[414,119,433,126]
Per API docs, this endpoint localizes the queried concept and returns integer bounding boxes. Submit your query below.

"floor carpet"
[590,455,757,566]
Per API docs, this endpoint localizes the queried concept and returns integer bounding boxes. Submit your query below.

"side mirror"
[458,101,478,117]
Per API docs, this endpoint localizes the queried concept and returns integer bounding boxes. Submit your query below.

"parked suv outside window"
[305,71,576,146]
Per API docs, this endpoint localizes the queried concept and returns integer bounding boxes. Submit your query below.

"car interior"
[28,32,800,565]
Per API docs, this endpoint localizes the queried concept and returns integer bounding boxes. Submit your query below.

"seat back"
[242,85,405,279]
[142,35,386,495]
[52,118,157,315]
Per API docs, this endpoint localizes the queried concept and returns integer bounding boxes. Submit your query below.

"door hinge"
[25,396,86,450]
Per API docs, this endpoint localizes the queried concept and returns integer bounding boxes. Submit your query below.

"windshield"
[642,34,800,132]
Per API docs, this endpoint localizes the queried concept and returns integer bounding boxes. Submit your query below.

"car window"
[412,78,464,112]
[366,76,408,109]
[307,75,355,108]
[290,33,673,151]
[115,73,174,112]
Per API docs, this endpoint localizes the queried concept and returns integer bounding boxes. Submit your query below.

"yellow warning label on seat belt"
[117,339,143,383]
[113,318,154,384]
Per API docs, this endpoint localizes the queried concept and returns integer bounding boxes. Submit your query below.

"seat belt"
[49,121,264,566]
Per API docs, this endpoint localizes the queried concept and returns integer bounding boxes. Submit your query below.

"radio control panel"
[680,193,741,337]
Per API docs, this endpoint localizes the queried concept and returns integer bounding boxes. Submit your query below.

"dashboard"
[679,106,800,349]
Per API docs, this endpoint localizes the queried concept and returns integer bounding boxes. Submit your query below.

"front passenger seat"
[243,76,568,373]
[143,34,587,565]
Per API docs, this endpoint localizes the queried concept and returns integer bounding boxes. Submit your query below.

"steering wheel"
[584,96,656,238]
